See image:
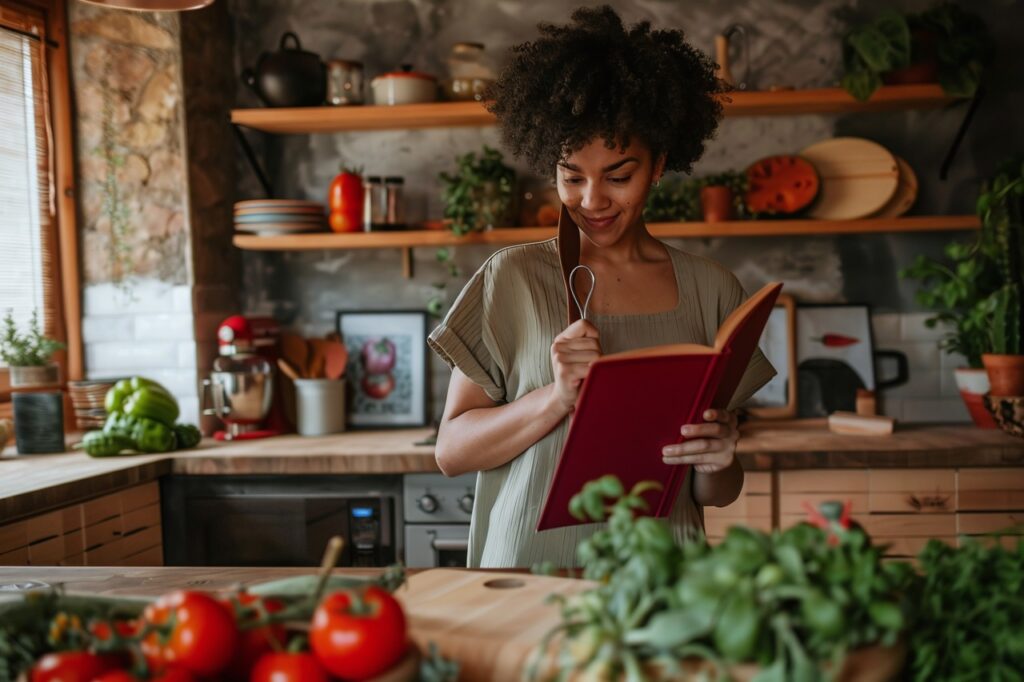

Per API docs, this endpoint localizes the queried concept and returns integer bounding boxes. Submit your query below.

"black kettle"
[241,32,326,108]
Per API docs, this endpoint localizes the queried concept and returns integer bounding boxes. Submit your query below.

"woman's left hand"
[662,409,739,474]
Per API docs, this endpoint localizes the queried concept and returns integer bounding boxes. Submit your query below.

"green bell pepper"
[103,412,139,440]
[104,377,173,415]
[75,431,136,458]
[173,423,202,450]
[124,387,179,427]
[131,417,176,453]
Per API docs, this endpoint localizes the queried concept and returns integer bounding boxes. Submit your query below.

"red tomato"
[309,587,407,680]
[328,169,363,233]
[30,652,119,682]
[140,590,238,677]
[219,592,287,682]
[93,668,195,682]
[250,652,330,682]
[361,373,395,400]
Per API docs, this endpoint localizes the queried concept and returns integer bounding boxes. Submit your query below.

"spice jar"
[363,176,384,232]
[444,42,496,101]
[384,176,406,230]
[326,59,364,105]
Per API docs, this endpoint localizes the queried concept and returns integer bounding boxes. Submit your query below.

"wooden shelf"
[231,84,960,134]
[233,215,979,252]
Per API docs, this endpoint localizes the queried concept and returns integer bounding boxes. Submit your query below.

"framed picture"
[795,303,875,418]
[335,310,429,428]
[745,294,797,419]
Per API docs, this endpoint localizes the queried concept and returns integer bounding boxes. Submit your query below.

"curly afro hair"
[487,5,723,176]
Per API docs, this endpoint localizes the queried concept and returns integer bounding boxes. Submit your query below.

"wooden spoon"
[307,338,328,379]
[323,339,349,380]
[276,358,301,382]
[280,333,310,379]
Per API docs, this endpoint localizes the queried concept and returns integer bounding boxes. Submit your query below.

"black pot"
[241,32,326,108]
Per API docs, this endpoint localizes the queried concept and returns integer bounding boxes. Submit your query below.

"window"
[0,0,79,408]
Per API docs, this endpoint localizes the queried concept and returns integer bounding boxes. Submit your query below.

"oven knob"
[417,494,439,514]
[458,493,474,514]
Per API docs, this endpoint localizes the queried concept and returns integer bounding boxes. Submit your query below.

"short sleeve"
[427,260,507,403]
[718,274,778,410]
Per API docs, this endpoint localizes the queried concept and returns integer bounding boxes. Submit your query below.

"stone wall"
[70,2,199,422]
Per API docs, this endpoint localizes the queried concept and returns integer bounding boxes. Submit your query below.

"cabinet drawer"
[0,521,26,555]
[958,469,1024,491]
[121,544,163,567]
[868,470,955,513]
[82,492,121,527]
[26,510,63,544]
[779,493,868,517]
[83,516,122,550]
[121,503,160,535]
[120,482,159,514]
[0,546,28,566]
[780,470,868,493]
[28,535,64,565]
[957,512,1024,535]
[84,538,123,565]
[880,536,954,557]
[859,514,956,538]
[710,496,772,519]
[957,490,1024,511]
[120,524,161,559]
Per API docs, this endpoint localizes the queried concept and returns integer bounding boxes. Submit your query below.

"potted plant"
[438,145,516,235]
[1,310,64,388]
[698,171,748,223]
[900,236,1002,427]
[645,175,702,223]
[978,156,1024,397]
[841,4,993,102]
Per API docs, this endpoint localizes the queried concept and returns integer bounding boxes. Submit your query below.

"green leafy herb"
[0,310,65,367]
[439,146,516,236]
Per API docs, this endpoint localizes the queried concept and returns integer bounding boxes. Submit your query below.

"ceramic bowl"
[983,395,1024,438]
[371,70,437,105]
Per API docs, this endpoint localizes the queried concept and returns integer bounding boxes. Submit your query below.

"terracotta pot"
[701,186,735,222]
[954,368,998,429]
[882,60,938,85]
[982,353,1024,397]
[10,364,60,388]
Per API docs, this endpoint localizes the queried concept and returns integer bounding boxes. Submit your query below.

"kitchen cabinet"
[706,466,1024,559]
[0,481,162,567]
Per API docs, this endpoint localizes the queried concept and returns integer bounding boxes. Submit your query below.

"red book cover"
[536,281,783,531]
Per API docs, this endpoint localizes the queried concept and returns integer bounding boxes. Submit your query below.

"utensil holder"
[294,378,346,436]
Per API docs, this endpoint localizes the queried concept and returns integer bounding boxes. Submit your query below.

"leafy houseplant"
[978,155,1024,396]
[532,476,912,681]
[698,171,749,223]
[841,3,994,102]
[438,146,516,236]
[0,310,64,387]
[644,172,751,224]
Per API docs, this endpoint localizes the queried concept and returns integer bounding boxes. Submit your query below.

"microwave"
[161,475,401,567]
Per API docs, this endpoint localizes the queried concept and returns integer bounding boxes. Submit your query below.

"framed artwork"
[795,304,875,417]
[745,294,797,419]
[335,310,429,428]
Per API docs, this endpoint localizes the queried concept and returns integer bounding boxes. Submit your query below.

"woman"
[427,6,775,568]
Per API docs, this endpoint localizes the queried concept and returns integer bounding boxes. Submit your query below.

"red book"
[536,280,783,531]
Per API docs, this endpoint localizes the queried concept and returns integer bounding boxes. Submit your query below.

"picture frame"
[745,294,798,419]
[335,310,429,428]
[795,303,876,418]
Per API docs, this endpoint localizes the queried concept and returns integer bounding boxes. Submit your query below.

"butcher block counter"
[1,422,1022,525]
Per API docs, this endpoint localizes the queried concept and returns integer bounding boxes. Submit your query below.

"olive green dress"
[427,238,776,568]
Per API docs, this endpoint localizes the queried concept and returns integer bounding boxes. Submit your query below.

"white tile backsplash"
[135,314,195,341]
[900,313,950,342]
[177,341,197,369]
[82,315,134,343]
[87,341,180,372]
[84,280,179,316]
[879,369,942,400]
[177,396,200,425]
[870,313,901,344]
[172,285,192,313]
[885,340,943,370]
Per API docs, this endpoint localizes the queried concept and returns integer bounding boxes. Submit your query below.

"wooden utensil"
[276,358,301,382]
[800,137,899,220]
[280,333,310,379]
[323,339,349,380]
[307,338,328,379]
[395,569,593,682]
[872,156,918,218]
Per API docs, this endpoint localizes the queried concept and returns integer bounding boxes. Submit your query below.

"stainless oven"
[403,473,475,567]
[161,475,401,567]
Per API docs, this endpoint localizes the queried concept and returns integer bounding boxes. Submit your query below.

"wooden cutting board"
[395,569,594,681]
[872,156,918,218]
[800,137,899,220]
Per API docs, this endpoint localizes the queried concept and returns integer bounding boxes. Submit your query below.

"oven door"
[404,524,469,568]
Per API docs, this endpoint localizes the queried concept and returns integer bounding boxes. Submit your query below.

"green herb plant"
[644,171,752,223]
[0,310,64,367]
[906,535,1024,680]
[439,146,516,236]
[978,156,1024,355]
[841,3,994,102]
[532,476,912,681]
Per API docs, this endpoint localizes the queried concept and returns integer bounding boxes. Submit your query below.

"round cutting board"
[872,156,918,218]
[799,137,899,220]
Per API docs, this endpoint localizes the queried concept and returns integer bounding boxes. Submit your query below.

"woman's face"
[556,137,664,247]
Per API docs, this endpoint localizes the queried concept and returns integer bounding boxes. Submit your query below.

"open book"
[536,280,783,531]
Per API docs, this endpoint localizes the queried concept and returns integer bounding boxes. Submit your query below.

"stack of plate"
[234,200,328,236]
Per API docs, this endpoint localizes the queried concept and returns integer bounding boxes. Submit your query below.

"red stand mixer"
[202,316,290,440]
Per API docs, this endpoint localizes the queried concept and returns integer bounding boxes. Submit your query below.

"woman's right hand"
[549,319,601,415]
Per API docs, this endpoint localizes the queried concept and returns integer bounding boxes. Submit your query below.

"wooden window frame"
[0,0,82,409]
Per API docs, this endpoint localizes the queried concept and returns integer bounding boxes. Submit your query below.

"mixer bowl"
[203,365,273,436]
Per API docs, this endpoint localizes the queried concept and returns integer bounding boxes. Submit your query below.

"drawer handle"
[907,494,950,511]
[431,538,469,552]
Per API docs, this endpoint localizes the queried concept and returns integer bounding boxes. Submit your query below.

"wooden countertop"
[0,566,388,597]
[1,422,1022,523]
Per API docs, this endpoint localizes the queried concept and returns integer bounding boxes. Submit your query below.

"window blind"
[0,4,57,365]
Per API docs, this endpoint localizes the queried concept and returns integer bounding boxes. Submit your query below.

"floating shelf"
[231,84,960,134]
[234,215,979,252]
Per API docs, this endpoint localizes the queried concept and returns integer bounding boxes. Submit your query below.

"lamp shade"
[80,0,214,10]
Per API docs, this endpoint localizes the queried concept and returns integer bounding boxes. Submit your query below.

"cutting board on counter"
[396,569,593,681]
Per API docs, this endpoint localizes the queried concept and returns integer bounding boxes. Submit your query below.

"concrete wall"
[223,0,1020,423]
